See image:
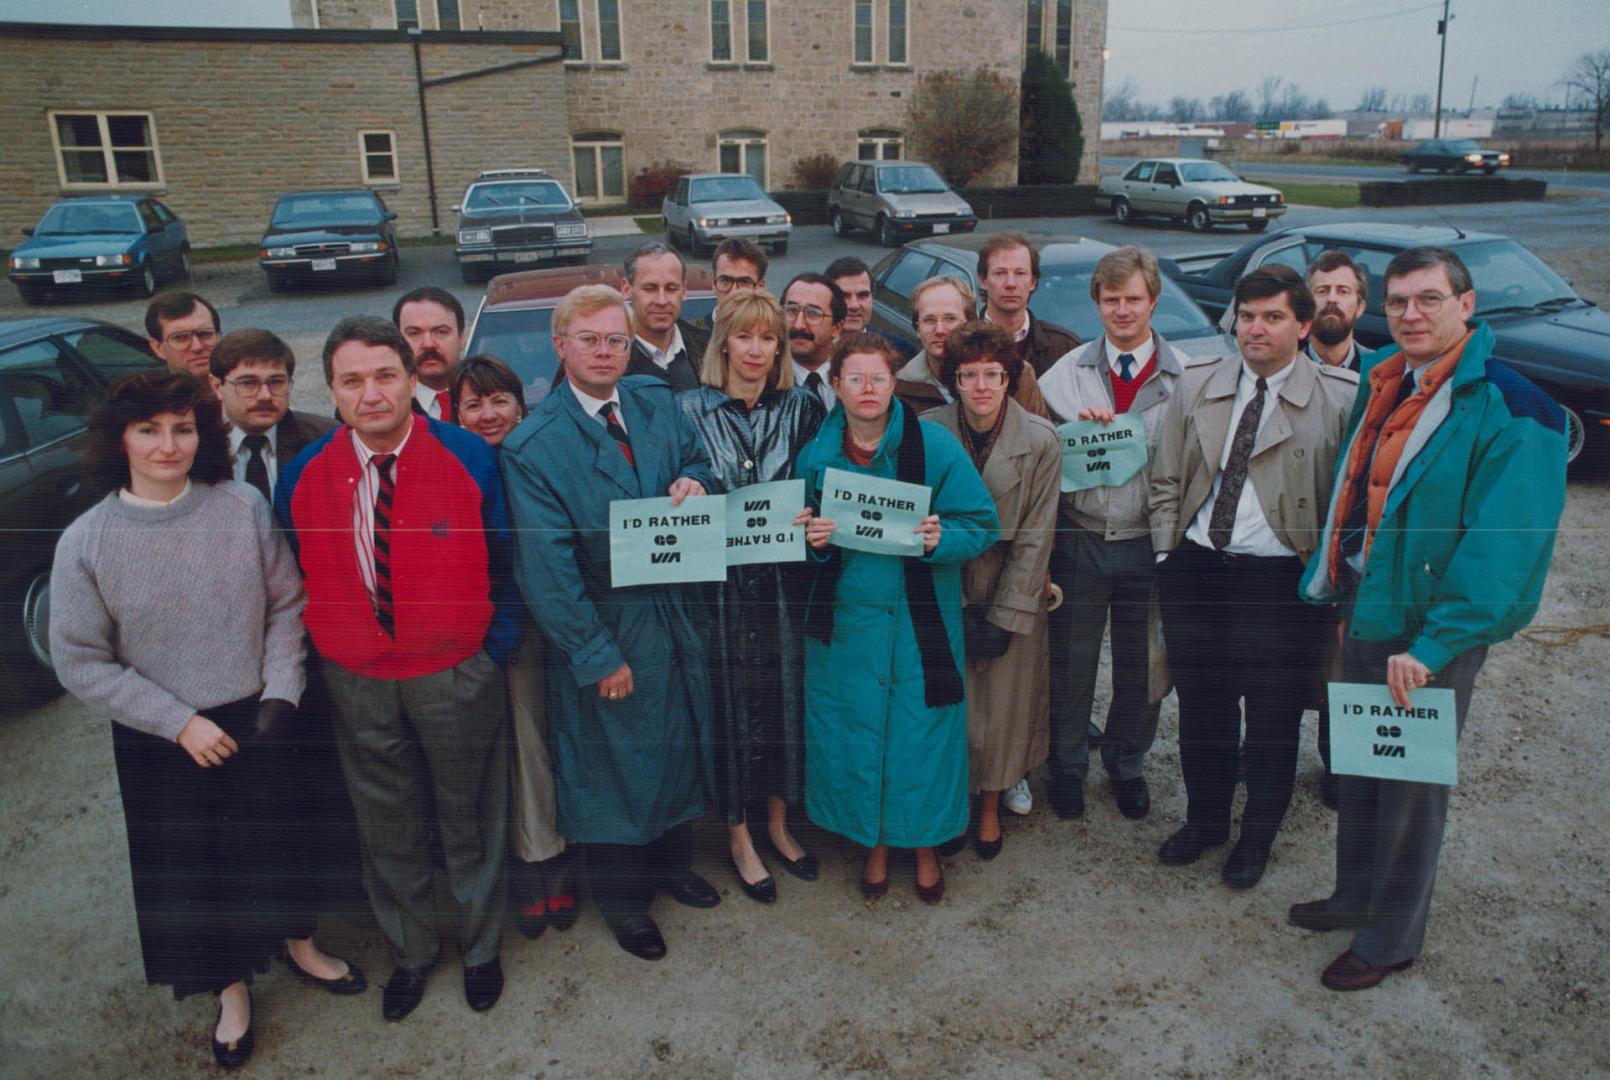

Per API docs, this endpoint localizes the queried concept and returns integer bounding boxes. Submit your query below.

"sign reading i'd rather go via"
[820,467,930,557]
[1057,415,1148,492]
[608,494,727,588]
[1328,682,1459,786]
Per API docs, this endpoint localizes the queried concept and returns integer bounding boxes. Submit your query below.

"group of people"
[49,228,1568,1068]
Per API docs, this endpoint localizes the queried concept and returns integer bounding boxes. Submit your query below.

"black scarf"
[805,400,965,708]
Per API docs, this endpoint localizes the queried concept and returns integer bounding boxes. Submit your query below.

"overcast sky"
[5,0,1609,111]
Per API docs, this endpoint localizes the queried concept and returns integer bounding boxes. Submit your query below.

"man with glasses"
[620,242,709,391]
[977,232,1080,377]
[712,238,769,302]
[894,275,1047,416]
[826,255,874,335]
[208,328,336,504]
[1305,250,1376,374]
[783,272,847,412]
[1290,246,1566,991]
[145,290,222,394]
[501,285,722,963]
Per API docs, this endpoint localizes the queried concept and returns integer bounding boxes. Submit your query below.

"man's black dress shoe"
[283,945,368,995]
[381,966,429,1021]
[211,999,254,1069]
[1157,823,1228,865]
[612,915,667,961]
[1288,898,1365,932]
[463,959,504,1012]
[665,873,721,908]
[1048,775,1085,820]
[1221,836,1272,889]
[1113,775,1151,820]
[1320,771,1340,811]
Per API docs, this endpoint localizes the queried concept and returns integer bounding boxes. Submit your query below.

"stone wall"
[0,26,568,247]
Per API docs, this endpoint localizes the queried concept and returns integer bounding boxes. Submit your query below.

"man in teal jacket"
[1291,246,1567,991]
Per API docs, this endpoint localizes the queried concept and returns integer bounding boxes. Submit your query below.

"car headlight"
[264,246,296,258]
[11,256,40,270]
[94,253,131,267]
[349,241,382,254]
[958,203,973,216]
[1499,154,1511,163]
[766,213,789,225]
[894,208,916,219]
[1465,154,1483,163]
[458,228,492,246]
[555,223,588,239]
[1218,196,1232,206]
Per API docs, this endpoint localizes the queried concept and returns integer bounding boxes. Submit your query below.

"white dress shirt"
[228,423,279,493]
[569,380,626,432]
[414,382,450,420]
[352,420,415,606]
[1185,359,1297,557]
[635,324,687,371]
[793,360,836,412]
[1105,337,1156,378]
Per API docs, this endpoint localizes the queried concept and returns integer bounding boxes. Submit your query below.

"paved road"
[1103,155,1610,192]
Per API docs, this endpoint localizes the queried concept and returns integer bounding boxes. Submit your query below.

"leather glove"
[254,698,297,742]
[963,607,1013,661]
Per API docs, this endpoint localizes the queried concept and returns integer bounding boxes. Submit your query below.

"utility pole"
[1434,0,1452,136]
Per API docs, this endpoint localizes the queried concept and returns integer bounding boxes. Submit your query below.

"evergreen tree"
[1019,49,1083,184]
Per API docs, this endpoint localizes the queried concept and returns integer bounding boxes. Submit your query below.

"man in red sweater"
[276,316,522,1021]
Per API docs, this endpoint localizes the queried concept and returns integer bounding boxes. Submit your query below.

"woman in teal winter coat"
[797,332,999,904]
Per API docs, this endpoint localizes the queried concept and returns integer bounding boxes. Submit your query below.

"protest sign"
[608,494,728,588]
[820,467,930,557]
[1057,415,1148,492]
[1328,682,1459,786]
[725,479,807,566]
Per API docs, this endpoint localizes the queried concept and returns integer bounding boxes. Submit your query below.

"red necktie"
[436,390,454,424]
[372,454,396,637]
[600,401,635,465]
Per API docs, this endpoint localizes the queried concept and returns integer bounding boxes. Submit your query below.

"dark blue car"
[7,196,190,305]
[258,189,400,291]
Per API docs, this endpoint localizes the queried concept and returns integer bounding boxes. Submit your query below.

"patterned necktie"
[1118,352,1136,381]
[435,390,455,424]
[372,453,396,638]
[1208,376,1268,550]
[242,433,271,502]
[600,401,635,465]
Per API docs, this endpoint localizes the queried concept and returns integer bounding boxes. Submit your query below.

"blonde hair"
[553,283,634,338]
[910,274,978,321]
[701,288,793,391]
[1089,245,1161,301]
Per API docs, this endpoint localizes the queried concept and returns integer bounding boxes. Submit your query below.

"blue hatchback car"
[7,195,191,305]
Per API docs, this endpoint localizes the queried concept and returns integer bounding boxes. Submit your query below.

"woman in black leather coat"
[677,289,826,902]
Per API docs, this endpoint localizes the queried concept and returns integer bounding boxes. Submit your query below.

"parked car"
[1398,139,1510,175]
[8,196,190,304]
[0,316,162,706]
[1096,158,1286,233]
[257,188,399,291]
[863,232,1225,360]
[454,168,592,283]
[826,160,977,247]
[663,173,792,257]
[463,264,719,406]
[1161,222,1610,464]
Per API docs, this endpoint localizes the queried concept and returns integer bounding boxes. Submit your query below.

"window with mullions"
[711,0,733,61]
[437,0,460,30]
[597,0,622,62]
[887,0,907,64]
[395,0,419,30]
[746,0,768,62]
[853,0,873,64]
[51,112,163,188]
[559,0,582,59]
[572,132,625,202]
[718,129,767,186]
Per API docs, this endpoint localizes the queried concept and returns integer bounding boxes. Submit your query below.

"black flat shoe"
[381,966,429,1021]
[935,834,968,857]
[665,873,722,909]
[974,833,1004,861]
[283,945,368,995]
[516,899,548,939]
[766,839,819,882]
[859,874,888,904]
[545,892,580,931]
[611,915,667,961]
[211,998,254,1070]
[463,959,504,1012]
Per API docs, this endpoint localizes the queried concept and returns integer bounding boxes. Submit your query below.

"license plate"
[53,269,83,284]
[1252,208,1267,218]
[556,247,589,257]
[512,251,548,263]
[932,223,951,234]
[312,258,337,271]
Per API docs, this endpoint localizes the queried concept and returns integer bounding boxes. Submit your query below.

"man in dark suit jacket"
[208,328,339,504]
[619,241,710,391]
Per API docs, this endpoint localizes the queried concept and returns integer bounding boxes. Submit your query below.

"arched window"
[718,129,768,186]
[572,131,624,203]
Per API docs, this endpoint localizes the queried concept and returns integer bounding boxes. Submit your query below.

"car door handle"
[57,477,81,497]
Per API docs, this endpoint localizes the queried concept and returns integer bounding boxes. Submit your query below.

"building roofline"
[0,21,562,47]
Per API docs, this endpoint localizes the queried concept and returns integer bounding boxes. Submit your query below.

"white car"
[662,173,792,256]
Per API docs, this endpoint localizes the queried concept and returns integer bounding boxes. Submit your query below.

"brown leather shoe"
[1288,898,1365,932]
[1320,949,1413,991]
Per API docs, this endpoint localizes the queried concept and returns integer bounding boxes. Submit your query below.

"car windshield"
[876,165,949,194]
[36,203,142,235]
[1029,265,1218,341]
[271,193,380,227]
[466,181,571,212]
[1179,162,1240,183]
[689,176,767,203]
[1457,240,1580,316]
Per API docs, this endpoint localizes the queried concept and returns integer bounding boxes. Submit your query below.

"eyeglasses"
[164,329,219,348]
[715,274,758,291]
[224,374,292,396]
[566,332,632,355]
[838,373,892,391]
[1384,291,1456,317]
[957,368,1007,389]
[917,313,965,331]
[783,304,830,324]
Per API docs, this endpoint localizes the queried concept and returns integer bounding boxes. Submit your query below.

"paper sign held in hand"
[726,479,807,566]
[820,467,930,557]
[1057,415,1148,492]
[1328,681,1458,786]
[609,494,728,588]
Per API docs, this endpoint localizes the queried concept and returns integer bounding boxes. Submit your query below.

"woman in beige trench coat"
[923,321,1061,860]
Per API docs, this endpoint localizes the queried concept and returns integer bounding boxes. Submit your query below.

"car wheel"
[1113,197,1133,225]
[16,282,48,305]
[379,249,399,285]
[174,248,192,282]
[1246,219,1270,233]
[460,263,485,285]
[772,240,789,256]
[133,262,157,298]
[0,568,63,709]
[1561,402,1586,465]
[265,269,290,293]
[1186,204,1212,232]
[878,215,897,247]
[831,209,850,237]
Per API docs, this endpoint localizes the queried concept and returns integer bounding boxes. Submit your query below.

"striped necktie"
[600,401,635,465]
[372,453,396,638]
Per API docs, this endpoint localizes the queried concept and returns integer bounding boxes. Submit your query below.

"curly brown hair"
[84,370,231,494]
[939,320,1023,397]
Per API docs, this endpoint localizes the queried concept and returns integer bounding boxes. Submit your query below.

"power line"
[1110,2,1442,36]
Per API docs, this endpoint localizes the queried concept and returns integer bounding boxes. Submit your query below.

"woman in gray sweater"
[50,371,359,1069]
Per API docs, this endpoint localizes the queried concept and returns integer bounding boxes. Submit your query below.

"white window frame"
[709,0,734,63]
[717,129,769,187]
[594,0,624,64]
[886,0,908,66]
[358,130,399,185]
[744,0,769,64]
[850,0,874,66]
[48,110,165,191]
[857,128,903,161]
[571,132,626,203]
[557,0,584,62]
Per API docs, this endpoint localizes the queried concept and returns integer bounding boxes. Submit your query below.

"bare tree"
[1169,96,1204,123]
[1501,92,1539,110]
[1356,86,1389,112]
[1409,93,1433,116]
[1217,89,1253,123]
[1310,98,1334,120]
[1257,76,1284,119]
[1103,78,1145,122]
[905,67,1019,187]
[1561,49,1610,151]
[1278,82,1312,119]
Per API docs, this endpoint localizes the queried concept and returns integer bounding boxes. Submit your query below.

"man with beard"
[826,255,874,335]
[1306,251,1375,373]
[783,272,846,412]
[621,242,710,391]
[393,286,466,421]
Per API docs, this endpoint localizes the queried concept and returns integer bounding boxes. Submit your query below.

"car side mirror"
[384,211,398,221]
[21,227,34,236]
[451,204,461,213]
[575,198,586,209]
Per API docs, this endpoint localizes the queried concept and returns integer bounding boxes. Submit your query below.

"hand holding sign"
[819,468,931,556]
[609,494,728,587]
[1328,682,1458,786]
[1058,415,1148,492]
[725,479,807,566]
